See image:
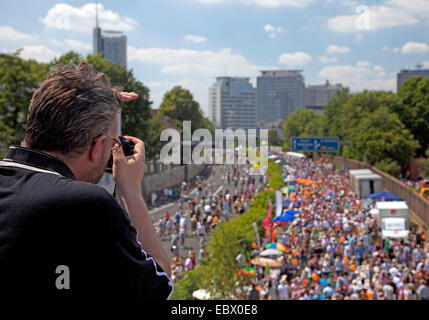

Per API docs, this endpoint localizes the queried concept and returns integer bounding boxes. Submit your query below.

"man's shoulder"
[28,176,127,226]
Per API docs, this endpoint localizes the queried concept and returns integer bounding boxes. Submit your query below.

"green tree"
[0,51,49,156]
[268,129,282,146]
[320,88,350,139]
[338,91,403,147]
[146,114,166,160]
[283,108,321,143]
[397,77,429,156]
[50,51,84,66]
[348,106,419,174]
[159,86,210,132]
[418,148,429,178]
[171,264,210,300]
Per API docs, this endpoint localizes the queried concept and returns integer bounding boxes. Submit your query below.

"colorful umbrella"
[265,242,287,252]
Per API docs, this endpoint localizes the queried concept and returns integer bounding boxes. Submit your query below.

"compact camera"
[105,136,135,173]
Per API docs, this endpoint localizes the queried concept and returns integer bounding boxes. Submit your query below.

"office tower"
[256,70,305,125]
[304,80,343,114]
[208,86,218,124]
[100,31,127,68]
[397,68,429,91]
[93,3,127,68]
[209,77,256,130]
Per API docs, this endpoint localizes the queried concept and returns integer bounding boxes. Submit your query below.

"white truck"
[375,201,409,239]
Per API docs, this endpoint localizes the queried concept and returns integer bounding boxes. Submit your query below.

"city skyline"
[1,0,429,116]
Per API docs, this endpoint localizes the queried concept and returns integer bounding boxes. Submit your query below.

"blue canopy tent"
[273,214,295,223]
[368,191,401,201]
[286,209,300,215]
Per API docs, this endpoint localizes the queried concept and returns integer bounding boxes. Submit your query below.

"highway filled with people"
[149,153,429,300]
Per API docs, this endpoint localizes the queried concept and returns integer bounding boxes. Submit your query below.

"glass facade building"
[256,70,304,124]
[209,77,256,130]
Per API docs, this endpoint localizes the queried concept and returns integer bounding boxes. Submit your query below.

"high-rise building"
[93,3,127,68]
[397,68,429,91]
[208,86,218,125]
[256,70,305,125]
[304,80,343,114]
[209,77,256,130]
[93,30,127,69]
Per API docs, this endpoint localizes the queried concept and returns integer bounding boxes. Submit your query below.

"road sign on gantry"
[291,137,340,152]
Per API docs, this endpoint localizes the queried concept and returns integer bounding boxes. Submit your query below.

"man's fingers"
[112,137,126,161]
[120,92,139,101]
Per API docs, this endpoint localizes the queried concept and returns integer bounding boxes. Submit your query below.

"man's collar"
[3,146,75,180]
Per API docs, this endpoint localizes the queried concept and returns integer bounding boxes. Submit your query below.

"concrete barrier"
[98,164,206,197]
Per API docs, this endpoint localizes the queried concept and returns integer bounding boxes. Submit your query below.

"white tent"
[286,152,306,159]
[192,289,211,300]
[260,249,283,257]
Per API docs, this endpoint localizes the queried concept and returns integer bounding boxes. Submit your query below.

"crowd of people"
[156,164,265,285]
[242,155,429,300]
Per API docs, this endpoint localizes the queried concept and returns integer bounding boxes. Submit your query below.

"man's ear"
[89,135,107,163]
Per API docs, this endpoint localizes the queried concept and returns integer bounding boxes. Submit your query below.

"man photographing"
[0,62,173,302]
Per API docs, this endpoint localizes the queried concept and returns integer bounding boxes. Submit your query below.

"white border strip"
[136,239,174,300]
[0,161,62,176]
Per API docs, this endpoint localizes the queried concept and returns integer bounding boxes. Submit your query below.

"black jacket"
[0,146,173,303]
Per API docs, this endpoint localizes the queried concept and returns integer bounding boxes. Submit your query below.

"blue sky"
[1,0,429,115]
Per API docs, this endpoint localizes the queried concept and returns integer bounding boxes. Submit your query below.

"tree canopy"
[159,86,213,134]
[283,89,421,176]
[0,50,49,155]
[397,77,429,157]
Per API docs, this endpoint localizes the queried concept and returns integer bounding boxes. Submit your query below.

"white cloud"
[50,39,92,52]
[129,45,274,113]
[400,42,429,54]
[324,0,358,8]
[184,35,208,43]
[41,3,138,32]
[195,0,313,8]
[356,60,371,68]
[386,0,429,19]
[422,61,429,68]
[318,55,338,64]
[326,44,350,54]
[128,46,271,78]
[318,61,395,92]
[3,45,60,63]
[327,3,420,33]
[0,26,39,42]
[278,52,312,67]
[264,24,285,38]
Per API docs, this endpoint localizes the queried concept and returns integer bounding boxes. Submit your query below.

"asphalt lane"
[148,164,244,262]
